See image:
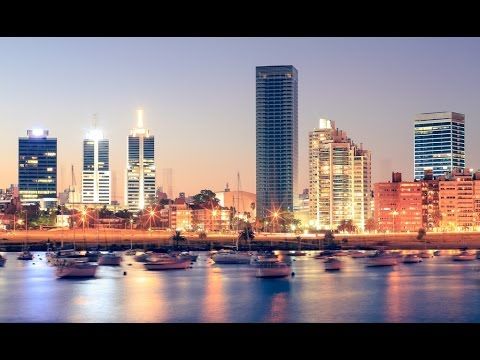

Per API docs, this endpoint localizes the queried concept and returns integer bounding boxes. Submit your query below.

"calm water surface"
[1,251,480,322]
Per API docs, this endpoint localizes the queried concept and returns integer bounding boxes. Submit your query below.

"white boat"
[134,252,152,262]
[212,249,252,264]
[98,252,122,266]
[324,257,343,271]
[350,250,368,258]
[0,254,6,267]
[17,250,33,261]
[366,250,398,267]
[144,254,191,270]
[48,249,86,265]
[56,261,98,278]
[453,250,476,261]
[419,250,433,258]
[403,254,422,263]
[255,261,292,278]
[251,251,280,266]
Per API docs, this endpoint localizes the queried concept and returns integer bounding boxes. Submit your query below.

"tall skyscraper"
[309,119,371,231]
[256,65,298,219]
[126,109,156,211]
[414,112,465,180]
[18,129,57,208]
[81,129,111,204]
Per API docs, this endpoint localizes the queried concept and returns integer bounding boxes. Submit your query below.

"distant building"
[309,119,371,231]
[293,189,309,226]
[414,112,465,180]
[81,129,111,204]
[216,184,256,219]
[126,109,156,211]
[256,65,298,219]
[18,129,57,209]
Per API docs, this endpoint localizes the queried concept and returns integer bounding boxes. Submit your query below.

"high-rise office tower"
[81,129,111,204]
[18,129,57,208]
[309,119,371,231]
[414,112,465,180]
[256,65,298,219]
[126,109,156,211]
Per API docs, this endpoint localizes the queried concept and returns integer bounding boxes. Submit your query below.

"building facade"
[309,119,371,231]
[81,129,111,204]
[256,65,298,219]
[414,112,465,180]
[126,110,156,211]
[18,129,57,208]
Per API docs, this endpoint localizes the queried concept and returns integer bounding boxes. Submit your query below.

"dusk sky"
[1,37,479,204]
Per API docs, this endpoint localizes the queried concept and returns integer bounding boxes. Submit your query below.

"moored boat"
[403,254,422,263]
[255,261,291,278]
[144,254,191,270]
[324,257,343,271]
[98,252,122,266]
[366,250,398,267]
[17,250,33,261]
[453,250,476,261]
[56,261,98,278]
[212,249,252,264]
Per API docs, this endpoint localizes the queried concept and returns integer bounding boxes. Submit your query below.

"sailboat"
[17,212,33,260]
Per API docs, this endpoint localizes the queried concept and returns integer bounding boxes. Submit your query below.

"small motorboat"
[212,249,252,264]
[403,254,422,264]
[324,257,343,271]
[98,252,122,266]
[251,251,282,266]
[56,261,98,278]
[255,261,292,278]
[350,250,368,258]
[366,250,397,267]
[144,254,191,270]
[17,250,33,261]
[0,254,6,267]
[419,250,433,258]
[176,251,198,262]
[453,250,476,261]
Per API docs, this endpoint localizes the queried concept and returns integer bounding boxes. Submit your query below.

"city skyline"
[1,38,480,203]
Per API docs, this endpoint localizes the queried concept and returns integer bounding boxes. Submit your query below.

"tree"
[365,218,376,232]
[238,226,255,243]
[337,219,357,233]
[172,230,187,249]
[99,206,113,219]
[192,190,220,208]
[115,209,133,219]
[417,228,426,241]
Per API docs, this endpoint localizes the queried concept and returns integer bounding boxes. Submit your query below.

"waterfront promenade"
[1,229,480,250]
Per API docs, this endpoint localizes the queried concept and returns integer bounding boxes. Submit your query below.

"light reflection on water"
[1,251,480,322]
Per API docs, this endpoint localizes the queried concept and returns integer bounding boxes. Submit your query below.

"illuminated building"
[126,109,156,211]
[309,119,371,231]
[374,173,423,232]
[414,112,465,180]
[81,129,111,204]
[256,65,298,219]
[18,129,57,209]
[216,184,256,219]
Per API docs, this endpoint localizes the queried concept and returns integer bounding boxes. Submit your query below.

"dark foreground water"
[1,251,480,322]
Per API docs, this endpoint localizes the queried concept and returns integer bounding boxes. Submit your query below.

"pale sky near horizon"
[1,37,479,204]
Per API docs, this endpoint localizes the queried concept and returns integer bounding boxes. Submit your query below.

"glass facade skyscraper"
[414,112,465,180]
[126,110,156,211]
[256,65,298,220]
[18,129,57,205]
[81,129,111,204]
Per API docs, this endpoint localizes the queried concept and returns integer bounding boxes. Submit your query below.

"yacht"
[144,254,191,270]
[85,249,101,262]
[0,254,6,267]
[251,251,279,266]
[49,249,86,265]
[134,251,153,262]
[211,249,252,264]
[56,261,98,278]
[255,261,292,278]
[350,250,368,258]
[324,257,343,271]
[403,254,422,263]
[366,250,398,267]
[452,250,476,261]
[17,250,33,261]
[98,252,122,266]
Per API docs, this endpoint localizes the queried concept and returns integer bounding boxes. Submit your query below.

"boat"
[211,249,252,264]
[134,251,153,262]
[285,251,306,256]
[144,254,191,270]
[85,249,101,262]
[125,249,137,256]
[255,261,292,278]
[17,249,33,261]
[98,252,122,266]
[56,261,98,278]
[48,249,86,265]
[251,251,280,266]
[350,250,368,258]
[433,250,442,256]
[366,250,398,267]
[403,254,423,263]
[0,254,6,267]
[452,250,476,261]
[178,251,198,262]
[419,250,433,258]
[324,257,343,271]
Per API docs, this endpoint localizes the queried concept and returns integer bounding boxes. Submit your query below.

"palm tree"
[172,230,187,249]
